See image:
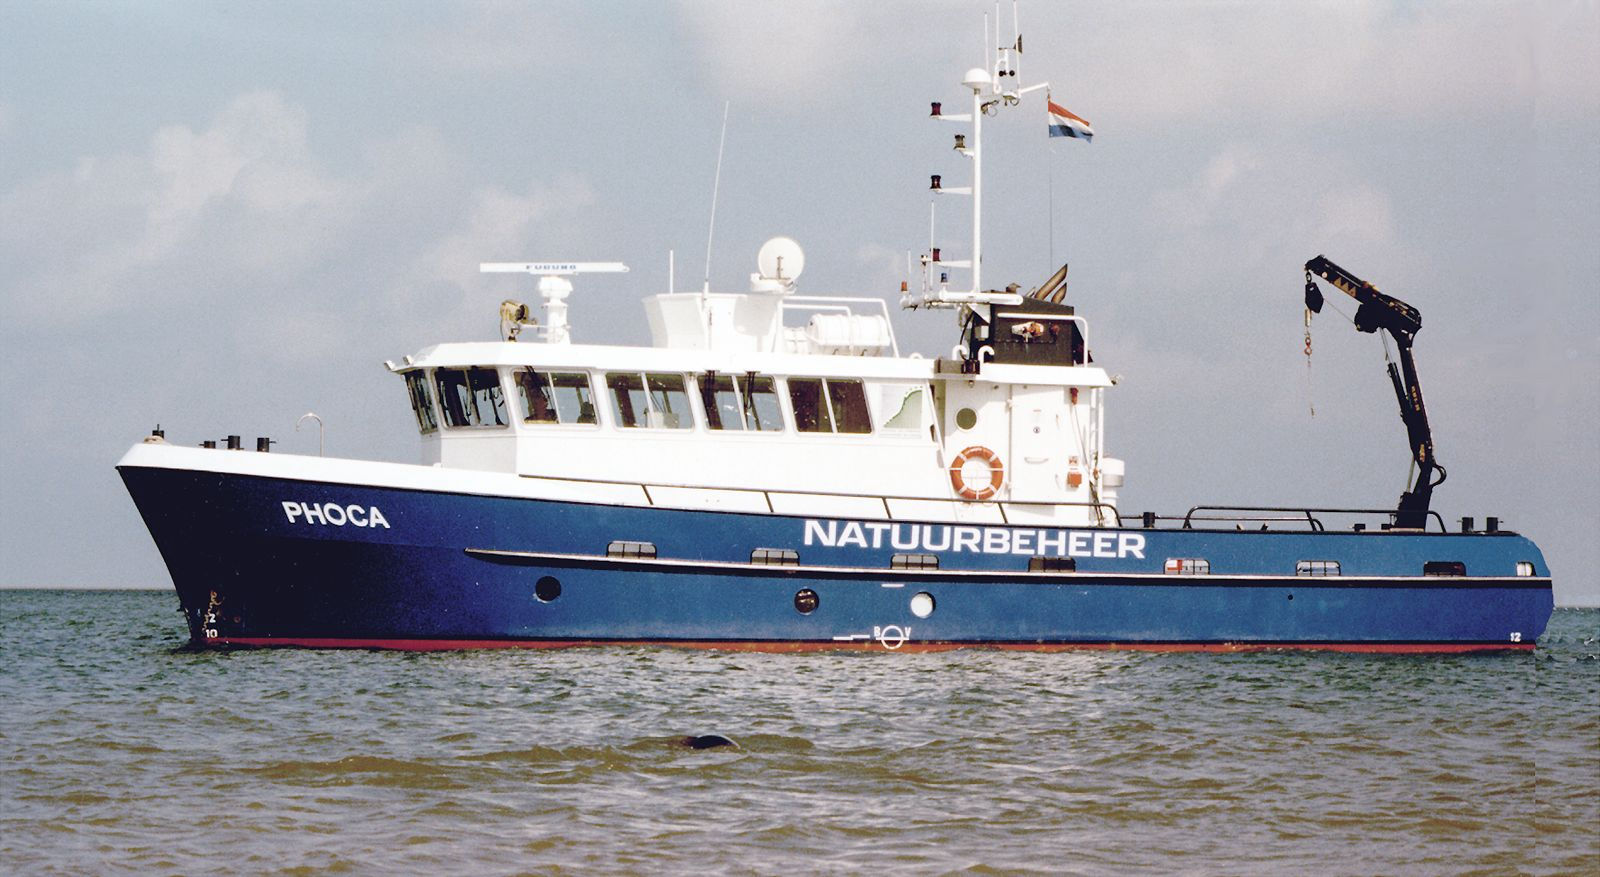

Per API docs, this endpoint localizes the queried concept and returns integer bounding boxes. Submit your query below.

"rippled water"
[2,590,1596,875]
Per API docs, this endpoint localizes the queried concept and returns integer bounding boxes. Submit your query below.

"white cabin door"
[1008,386,1067,503]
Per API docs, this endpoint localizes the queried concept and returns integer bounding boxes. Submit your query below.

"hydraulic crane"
[1304,255,1446,530]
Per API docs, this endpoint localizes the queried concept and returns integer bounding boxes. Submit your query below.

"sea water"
[2,590,1595,875]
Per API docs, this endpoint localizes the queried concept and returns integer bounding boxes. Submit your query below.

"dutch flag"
[1047,99,1094,142]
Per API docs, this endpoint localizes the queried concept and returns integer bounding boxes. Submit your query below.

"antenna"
[703,101,730,295]
[1011,0,1021,80]
[982,12,990,78]
[479,262,630,275]
[480,262,629,345]
[910,4,1051,310]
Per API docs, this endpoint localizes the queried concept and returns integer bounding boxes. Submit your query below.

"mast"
[971,68,983,297]
[911,5,1049,311]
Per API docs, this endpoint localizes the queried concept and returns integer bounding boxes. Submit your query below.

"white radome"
[757,236,805,282]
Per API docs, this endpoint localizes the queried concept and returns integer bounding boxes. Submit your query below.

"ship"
[117,14,1553,653]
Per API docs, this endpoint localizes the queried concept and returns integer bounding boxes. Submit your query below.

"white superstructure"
[380,20,1124,528]
[386,242,1121,528]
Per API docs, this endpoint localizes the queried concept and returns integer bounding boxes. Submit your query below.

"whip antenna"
[703,101,730,295]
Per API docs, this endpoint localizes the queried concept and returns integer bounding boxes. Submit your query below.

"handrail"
[517,470,1121,525]
[1180,505,1448,534]
[991,310,1091,366]
[781,295,901,356]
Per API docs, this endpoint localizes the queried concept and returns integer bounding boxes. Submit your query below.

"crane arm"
[1303,255,1445,529]
[1304,255,1421,340]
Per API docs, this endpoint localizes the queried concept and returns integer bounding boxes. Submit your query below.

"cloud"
[0,90,603,345]
[854,242,911,288]
[676,1,956,105]
[1110,139,1405,359]
[1063,1,1595,128]
[0,91,357,324]
[1312,184,1395,254]
[415,174,596,283]
[137,92,343,260]
[402,0,589,73]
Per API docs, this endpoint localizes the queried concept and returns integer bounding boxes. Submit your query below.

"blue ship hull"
[117,463,1554,652]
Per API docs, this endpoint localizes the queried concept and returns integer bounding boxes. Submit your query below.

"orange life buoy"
[949,445,1004,501]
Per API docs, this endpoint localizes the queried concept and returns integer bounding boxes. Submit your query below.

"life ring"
[949,445,1004,501]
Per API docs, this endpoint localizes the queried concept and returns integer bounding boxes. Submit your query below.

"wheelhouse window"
[698,372,783,432]
[434,367,509,429]
[404,371,439,434]
[606,372,693,429]
[788,378,871,434]
[516,369,597,425]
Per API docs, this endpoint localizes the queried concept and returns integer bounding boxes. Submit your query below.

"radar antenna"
[479,262,630,345]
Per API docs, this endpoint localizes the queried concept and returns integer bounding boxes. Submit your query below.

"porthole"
[794,589,819,615]
[910,592,936,618]
[535,576,562,602]
[955,407,978,430]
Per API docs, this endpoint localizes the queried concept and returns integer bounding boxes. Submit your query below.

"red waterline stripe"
[207,637,1536,654]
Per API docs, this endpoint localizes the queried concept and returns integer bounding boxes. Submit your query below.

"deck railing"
[779,295,901,357]
[1175,505,1449,534]
[519,471,1120,525]
[517,474,1461,534]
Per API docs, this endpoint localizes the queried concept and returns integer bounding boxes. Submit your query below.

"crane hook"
[1303,276,1316,418]
[1304,270,1323,313]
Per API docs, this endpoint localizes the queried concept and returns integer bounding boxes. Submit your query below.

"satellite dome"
[757,236,805,282]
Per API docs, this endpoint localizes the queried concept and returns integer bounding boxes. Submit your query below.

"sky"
[1,1,1596,606]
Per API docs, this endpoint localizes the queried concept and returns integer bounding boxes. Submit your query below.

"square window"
[1029,556,1076,572]
[788,378,832,433]
[890,553,939,570]
[751,548,800,566]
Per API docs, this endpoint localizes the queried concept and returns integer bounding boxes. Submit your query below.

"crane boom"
[1304,255,1445,529]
